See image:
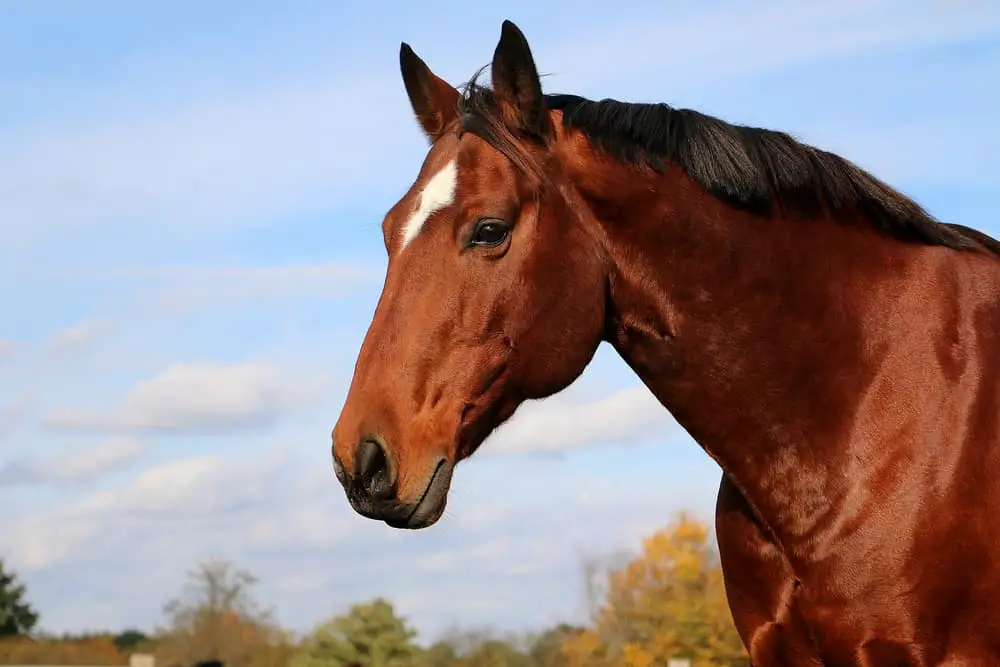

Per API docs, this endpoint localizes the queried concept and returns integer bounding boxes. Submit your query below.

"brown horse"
[331,20,1000,665]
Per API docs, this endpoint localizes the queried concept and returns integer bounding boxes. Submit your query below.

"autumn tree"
[526,625,586,667]
[0,633,129,666]
[293,598,419,667]
[0,559,39,637]
[154,560,292,667]
[561,512,747,667]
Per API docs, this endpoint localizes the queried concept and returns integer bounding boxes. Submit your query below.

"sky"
[1,0,998,643]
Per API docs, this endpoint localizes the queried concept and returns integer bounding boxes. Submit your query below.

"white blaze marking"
[400,159,458,249]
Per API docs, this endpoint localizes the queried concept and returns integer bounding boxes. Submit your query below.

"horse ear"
[490,20,552,140]
[399,43,461,143]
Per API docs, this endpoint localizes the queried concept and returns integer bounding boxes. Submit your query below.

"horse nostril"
[355,438,394,499]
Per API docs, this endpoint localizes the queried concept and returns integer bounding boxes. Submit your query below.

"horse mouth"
[385,458,452,530]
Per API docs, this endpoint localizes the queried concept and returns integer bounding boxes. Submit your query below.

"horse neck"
[567,155,914,548]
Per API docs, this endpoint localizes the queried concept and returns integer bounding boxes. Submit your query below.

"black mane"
[458,82,996,254]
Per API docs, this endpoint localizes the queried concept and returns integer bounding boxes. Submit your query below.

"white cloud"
[0,437,144,487]
[6,510,105,574]
[0,396,31,439]
[105,453,280,517]
[60,437,145,481]
[6,440,723,635]
[44,361,327,434]
[546,0,1000,93]
[42,318,110,353]
[3,1,995,253]
[0,73,410,251]
[485,384,686,456]
[129,262,379,311]
[0,339,15,359]
[0,448,297,571]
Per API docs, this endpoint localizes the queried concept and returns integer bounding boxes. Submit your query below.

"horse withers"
[331,20,1000,665]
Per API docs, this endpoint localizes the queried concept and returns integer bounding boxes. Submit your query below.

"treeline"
[0,634,137,666]
[0,512,748,667]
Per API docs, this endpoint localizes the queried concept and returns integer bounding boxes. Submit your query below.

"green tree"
[417,640,457,667]
[0,559,39,637]
[457,638,529,667]
[113,629,150,651]
[293,598,419,667]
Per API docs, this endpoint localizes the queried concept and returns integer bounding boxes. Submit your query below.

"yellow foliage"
[620,643,653,667]
[561,512,747,667]
[559,630,607,667]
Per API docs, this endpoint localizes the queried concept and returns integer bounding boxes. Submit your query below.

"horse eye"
[469,219,510,248]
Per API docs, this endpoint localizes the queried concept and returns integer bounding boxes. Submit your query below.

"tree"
[113,629,150,651]
[154,560,291,667]
[292,598,420,667]
[526,625,587,667]
[560,513,747,667]
[0,559,39,637]
[417,640,457,667]
[455,637,530,667]
[0,633,129,665]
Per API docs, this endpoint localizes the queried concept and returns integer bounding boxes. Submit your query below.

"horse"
[330,20,1000,665]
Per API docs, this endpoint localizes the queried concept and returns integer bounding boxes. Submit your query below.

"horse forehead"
[400,155,460,250]
[392,135,513,251]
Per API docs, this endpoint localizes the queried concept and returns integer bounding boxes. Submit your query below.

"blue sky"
[2,0,998,641]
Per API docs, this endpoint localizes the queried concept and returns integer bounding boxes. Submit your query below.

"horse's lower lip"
[385,459,451,529]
